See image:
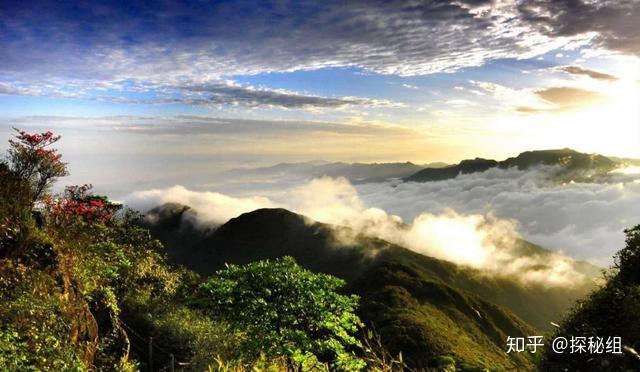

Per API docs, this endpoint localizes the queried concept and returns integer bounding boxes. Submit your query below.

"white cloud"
[0,0,599,103]
[0,80,398,109]
[356,167,640,265]
[124,171,639,286]
[127,185,274,225]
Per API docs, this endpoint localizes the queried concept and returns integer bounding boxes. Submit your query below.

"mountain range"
[404,148,621,183]
[222,161,443,183]
[142,204,601,370]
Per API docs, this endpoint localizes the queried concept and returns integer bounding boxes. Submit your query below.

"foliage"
[539,225,640,370]
[0,259,86,370]
[149,205,578,370]
[0,129,199,370]
[1,129,377,371]
[6,128,68,201]
[194,256,366,370]
[361,328,408,372]
[354,263,536,370]
[0,327,37,371]
[46,184,121,225]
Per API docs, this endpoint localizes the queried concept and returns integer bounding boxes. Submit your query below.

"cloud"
[127,185,274,225]
[470,80,551,112]
[0,0,597,101]
[516,86,605,113]
[2,115,414,137]
[536,86,604,106]
[516,87,606,113]
[557,65,618,81]
[517,0,640,56]
[169,82,400,109]
[124,172,639,286]
[358,167,640,265]
[0,80,397,109]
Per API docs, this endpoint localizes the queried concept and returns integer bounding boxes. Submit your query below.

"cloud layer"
[125,166,640,286]
[4,0,637,105]
[557,65,618,81]
[517,0,640,55]
[357,167,640,265]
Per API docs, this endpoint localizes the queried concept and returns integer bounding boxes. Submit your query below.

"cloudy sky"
[1,0,639,188]
[1,1,639,267]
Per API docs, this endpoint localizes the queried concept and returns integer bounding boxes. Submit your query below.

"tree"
[7,128,68,201]
[194,256,366,370]
[46,184,121,226]
[539,225,640,370]
[614,225,640,285]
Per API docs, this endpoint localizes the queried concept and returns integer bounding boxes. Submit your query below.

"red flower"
[46,184,121,225]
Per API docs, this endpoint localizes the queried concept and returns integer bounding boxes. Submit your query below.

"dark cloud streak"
[517,87,605,113]
[517,0,640,55]
[558,65,618,81]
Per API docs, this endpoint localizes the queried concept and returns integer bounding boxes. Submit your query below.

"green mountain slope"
[405,148,619,182]
[539,225,640,371]
[143,206,600,369]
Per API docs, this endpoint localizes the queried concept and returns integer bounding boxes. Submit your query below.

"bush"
[539,225,640,370]
[194,256,366,370]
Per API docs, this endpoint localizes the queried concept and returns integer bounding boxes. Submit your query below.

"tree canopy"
[194,256,366,370]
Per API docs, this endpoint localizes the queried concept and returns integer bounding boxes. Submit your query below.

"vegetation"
[0,129,373,371]
[539,225,640,370]
[194,257,365,370]
[405,148,619,183]
[145,206,559,369]
[2,128,636,371]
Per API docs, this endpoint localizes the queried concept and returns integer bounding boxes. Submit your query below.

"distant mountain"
[405,148,619,182]
[224,161,425,183]
[608,156,640,166]
[419,161,450,169]
[143,205,600,369]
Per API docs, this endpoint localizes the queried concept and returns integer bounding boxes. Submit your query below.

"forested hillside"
[0,130,381,371]
[1,129,637,371]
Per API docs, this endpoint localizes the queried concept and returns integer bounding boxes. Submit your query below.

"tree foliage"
[539,225,640,371]
[195,256,366,370]
[0,129,381,371]
[0,129,218,370]
[7,128,68,201]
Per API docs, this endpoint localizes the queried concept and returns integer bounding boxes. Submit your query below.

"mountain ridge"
[405,148,620,183]
[142,205,601,369]
[222,161,428,183]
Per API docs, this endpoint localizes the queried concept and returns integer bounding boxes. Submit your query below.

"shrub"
[194,256,366,370]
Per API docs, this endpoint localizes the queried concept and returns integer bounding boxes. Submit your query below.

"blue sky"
[1,0,639,191]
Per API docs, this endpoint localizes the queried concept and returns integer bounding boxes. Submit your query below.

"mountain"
[540,225,640,370]
[143,205,600,370]
[224,161,425,183]
[608,156,640,166]
[404,158,498,182]
[405,148,619,182]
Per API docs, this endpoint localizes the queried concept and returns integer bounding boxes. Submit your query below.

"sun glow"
[491,60,640,158]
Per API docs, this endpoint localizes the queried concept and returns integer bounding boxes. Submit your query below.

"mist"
[124,170,636,287]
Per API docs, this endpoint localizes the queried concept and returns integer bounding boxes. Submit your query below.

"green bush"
[194,256,366,370]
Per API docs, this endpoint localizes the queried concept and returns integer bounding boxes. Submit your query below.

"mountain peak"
[217,208,310,232]
[405,148,618,182]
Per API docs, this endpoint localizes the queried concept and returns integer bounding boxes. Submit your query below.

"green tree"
[7,128,68,201]
[1,129,245,370]
[194,256,366,370]
[539,225,640,370]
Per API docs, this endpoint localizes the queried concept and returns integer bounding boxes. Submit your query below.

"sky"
[1,0,639,190]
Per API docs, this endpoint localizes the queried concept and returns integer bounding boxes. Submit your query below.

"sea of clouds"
[126,165,640,286]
